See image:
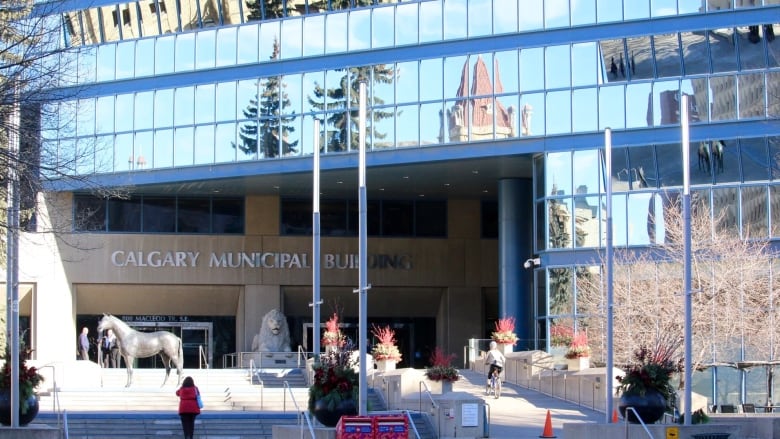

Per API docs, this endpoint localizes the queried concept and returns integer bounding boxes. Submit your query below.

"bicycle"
[485,368,502,399]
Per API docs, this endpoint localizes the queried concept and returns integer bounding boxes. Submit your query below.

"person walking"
[176,376,201,439]
[78,327,90,361]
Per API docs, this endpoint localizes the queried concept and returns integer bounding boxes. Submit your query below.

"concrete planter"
[566,356,590,371]
[375,359,397,372]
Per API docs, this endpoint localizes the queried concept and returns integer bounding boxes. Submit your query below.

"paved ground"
[453,369,604,438]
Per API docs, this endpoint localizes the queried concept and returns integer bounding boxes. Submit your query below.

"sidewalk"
[453,369,603,438]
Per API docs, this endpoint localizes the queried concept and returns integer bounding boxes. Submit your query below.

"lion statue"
[251,308,291,352]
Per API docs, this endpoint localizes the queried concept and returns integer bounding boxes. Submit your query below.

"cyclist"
[484,341,506,392]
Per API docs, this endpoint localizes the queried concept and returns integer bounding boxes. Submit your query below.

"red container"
[336,416,374,439]
[374,415,408,439]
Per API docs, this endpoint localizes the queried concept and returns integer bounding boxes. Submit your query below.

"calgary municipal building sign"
[110,250,412,270]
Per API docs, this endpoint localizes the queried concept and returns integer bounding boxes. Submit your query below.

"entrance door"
[127,322,212,369]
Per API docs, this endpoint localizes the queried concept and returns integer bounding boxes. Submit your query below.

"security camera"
[523,258,540,269]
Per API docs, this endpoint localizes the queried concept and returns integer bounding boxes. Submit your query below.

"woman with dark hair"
[175,376,201,439]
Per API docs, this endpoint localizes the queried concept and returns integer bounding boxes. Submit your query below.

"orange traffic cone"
[612,409,619,423]
[539,409,557,438]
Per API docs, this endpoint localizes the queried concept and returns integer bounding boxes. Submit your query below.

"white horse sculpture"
[97,314,184,387]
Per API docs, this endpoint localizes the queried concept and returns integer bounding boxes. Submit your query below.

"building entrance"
[126,321,212,369]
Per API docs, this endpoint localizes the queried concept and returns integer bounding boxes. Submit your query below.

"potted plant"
[321,313,345,352]
[425,347,459,393]
[308,340,359,427]
[616,337,683,424]
[491,317,519,354]
[0,342,44,426]
[564,331,590,371]
[371,324,401,371]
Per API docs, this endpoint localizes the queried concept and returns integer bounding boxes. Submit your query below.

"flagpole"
[312,118,322,357]
[681,94,693,425]
[356,81,369,416]
[604,128,614,423]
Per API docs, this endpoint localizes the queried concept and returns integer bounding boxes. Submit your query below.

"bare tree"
[577,192,775,373]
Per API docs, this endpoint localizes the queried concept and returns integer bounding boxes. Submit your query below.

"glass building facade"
[30,0,780,404]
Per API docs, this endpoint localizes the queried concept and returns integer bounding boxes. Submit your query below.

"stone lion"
[251,308,291,352]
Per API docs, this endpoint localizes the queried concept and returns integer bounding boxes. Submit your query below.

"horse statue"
[698,140,725,174]
[97,314,183,387]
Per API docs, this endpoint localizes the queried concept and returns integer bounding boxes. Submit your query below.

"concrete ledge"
[564,423,742,439]
[273,424,335,439]
[0,424,60,439]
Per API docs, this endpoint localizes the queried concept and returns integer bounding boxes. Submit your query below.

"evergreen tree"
[244,0,285,20]
[234,38,298,158]
[308,0,374,12]
[307,65,394,152]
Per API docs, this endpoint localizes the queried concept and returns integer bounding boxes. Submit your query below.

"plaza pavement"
[453,368,604,439]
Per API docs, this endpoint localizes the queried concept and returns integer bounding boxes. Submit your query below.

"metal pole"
[604,128,614,423]
[312,118,322,357]
[357,81,369,416]
[681,94,693,425]
[6,84,20,427]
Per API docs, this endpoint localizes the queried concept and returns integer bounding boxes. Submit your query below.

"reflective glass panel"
[115,133,133,172]
[397,3,418,46]
[236,79,256,120]
[135,38,155,77]
[654,33,681,78]
[546,152,572,196]
[419,0,442,43]
[134,91,154,130]
[710,75,737,121]
[626,36,652,80]
[216,27,237,66]
[651,81,681,126]
[599,85,625,130]
[303,71,324,114]
[495,51,518,94]
[469,0,492,37]
[303,16,325,56]
[520,48,544,92]
[548,268,573,315]
[222,0,243,24]
[519,0,543,31]
[155,36,175,75]
[133,131,152,170]
[681,31,709,75]
[546,91,571,135]
[741,185,768,238]
[685,78,709,122]
[597,0,622,23]
[738,73,766,119]
[769,25,780,68]
[216,81,236,122]
[76,99,95,137]
[373,6,393,48]
[741,137,769,182]
[710,28,738,73]
[115,94,134,132]
[572,88,597,133]
[571,0,596,26]
[548,198,574,249]
[771,185,780,237]
[281,18,302,59]
[493,0,517,34]
[654,143,683,187]
[714,140,740,184]
[115,41,135,79]
[626,192,654,245]
[574,196,601,247]
[420,58,443,102]
[712,187,738,234]
[195,84,216,124]
[690,141,714,185]
[420,102,443,145]
[395,61,418,105]
[572,43,597,87]
[651,0,677,17]
[175,33,195,72]
[215,122,237,163]
[154,128,173,168]
[96,44,116,81]
[545,45,570,89]
[609,147,632,192]
[678,0,700,14]
[626,83,653,128]
[627,145,657,190]
[94,135,113,174]
[444,0,467,40]
[573,150,600,196]
[624,0,649,20]
[284,73,302,116]
[259,21,281,60]
[611,193,627,246]
[738,25,768,70]
[196,29,216,69]
[601,39,627,83]
[237,24,259,63]
[76,47,97,84]
[326,13,347,54]
[174,86,194,126]
[443,56,468,100]
[544,0,569,29]
[174,127,194,167]
[95,96,115,134]
[154,89,174,128]
[373,106,395,149]
[521,93,544,136]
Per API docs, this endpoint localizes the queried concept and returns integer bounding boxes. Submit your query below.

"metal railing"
[198,345,208,369]
[283,380,316,439]
[418,380,441,437]
[622,406,654,438]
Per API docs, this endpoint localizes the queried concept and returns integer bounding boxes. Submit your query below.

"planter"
[618,388,667,424]
[566,356,589,371]
[0,389,39,426]
[441,380,453,393]
[375,359,397,372]
[312,398,357,427]
[498,343,514,355]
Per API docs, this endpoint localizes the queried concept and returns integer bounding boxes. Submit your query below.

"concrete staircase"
[32,367,436,439]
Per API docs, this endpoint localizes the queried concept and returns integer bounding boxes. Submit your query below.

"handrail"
[284,380,317,438]
[418,381,440,437]
[403,409,422,439]
[623,406,654,438]
[297,345,308,368]
[40,364,62,433]
[198,345,208,369]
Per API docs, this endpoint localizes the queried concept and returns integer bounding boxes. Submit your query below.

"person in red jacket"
[176,376,201,439]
